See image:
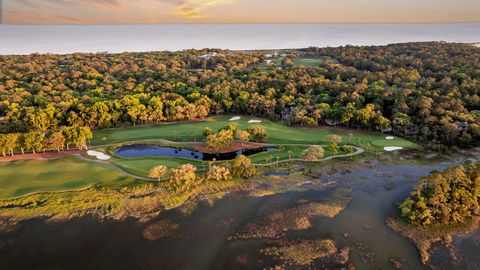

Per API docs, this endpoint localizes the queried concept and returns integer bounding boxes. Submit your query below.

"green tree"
[329,143,339,155]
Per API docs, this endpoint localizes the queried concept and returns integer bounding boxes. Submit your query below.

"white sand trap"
[87,150,111,160]
[386,136,395,140]
[248,120,262,124]
[384,146,403,152]
[229,116,241,121]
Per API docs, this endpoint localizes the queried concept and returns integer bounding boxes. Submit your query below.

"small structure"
[281,107,293,124]
[454,121,469,131]
[376,126,393,133]
[199,52,221,60]
[325,119,340,126]
[405,125,420,136]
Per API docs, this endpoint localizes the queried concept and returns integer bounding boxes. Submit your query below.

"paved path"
[253,145,364,167]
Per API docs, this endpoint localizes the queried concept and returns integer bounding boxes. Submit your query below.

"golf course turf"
[0,116,417,198]
[0,156,138,199]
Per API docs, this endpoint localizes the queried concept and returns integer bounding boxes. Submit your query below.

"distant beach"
[0,23,479,55]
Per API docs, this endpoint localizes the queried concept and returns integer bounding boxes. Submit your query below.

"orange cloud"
[5,8,88,24]
[174,0,235,19]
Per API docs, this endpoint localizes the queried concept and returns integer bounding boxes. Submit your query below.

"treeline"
[0,126,92,156]
[399,161,480,227]
[1,42,479,146]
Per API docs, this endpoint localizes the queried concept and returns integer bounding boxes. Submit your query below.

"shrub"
[301,145,325,161]
[246,126,268,142]
[206,165,232,182]
[341,145,354,154]
[149,165,168,180]
[232,155,257,178]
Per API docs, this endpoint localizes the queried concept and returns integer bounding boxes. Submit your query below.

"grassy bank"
[0,156,138,199]
[0,170,329,231]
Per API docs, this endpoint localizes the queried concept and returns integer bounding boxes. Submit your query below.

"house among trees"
[454,121,469,134]
[376,125,393,133]
[405,125,420,136]
[281,107,293,124]
[199,52,221,60]
[325,119,340,126]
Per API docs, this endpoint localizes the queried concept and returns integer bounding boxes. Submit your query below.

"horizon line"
[3,21,480,26]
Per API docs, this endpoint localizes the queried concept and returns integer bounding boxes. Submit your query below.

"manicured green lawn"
[294,58,323,67]
[92,116,417,151]
[0,156,138,199]
[257,58,323,70]
[109,157,206,178]
[0,116,417,198]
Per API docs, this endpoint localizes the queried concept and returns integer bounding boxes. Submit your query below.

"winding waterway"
[0,158,478,269]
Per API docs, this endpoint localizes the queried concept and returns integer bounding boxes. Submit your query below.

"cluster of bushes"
[149,154,258,188]
[203,123,267,150]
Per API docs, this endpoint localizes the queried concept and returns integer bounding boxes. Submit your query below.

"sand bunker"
[87,150,111,160]
[248,120,262,124]
[384,146,403,152]
[229,116,241,121]
[386,136,395,140]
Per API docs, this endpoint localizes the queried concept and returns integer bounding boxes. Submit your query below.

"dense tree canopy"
[1,43,479,148]
[399,161,480,227]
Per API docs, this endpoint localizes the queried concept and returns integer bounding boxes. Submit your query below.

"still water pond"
[114,145,277,161]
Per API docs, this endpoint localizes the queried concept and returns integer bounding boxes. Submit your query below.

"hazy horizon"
[1,23,479,55]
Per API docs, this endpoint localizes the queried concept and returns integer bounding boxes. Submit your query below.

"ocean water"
[0,23,479,55]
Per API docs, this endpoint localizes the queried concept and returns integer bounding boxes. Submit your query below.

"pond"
[114,145,278,161]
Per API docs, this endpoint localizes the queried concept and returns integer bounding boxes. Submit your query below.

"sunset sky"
[3,0,480,24]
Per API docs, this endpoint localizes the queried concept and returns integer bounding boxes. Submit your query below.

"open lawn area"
[257,58,323,70]
[0,156,138,199]
[92,116,417,151]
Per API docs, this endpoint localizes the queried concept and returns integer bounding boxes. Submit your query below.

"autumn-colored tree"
[235,130,250,146]
[206,165,232,182]
[232,155,257,178]
[301,145,325,161]
[202,127,214,138]
[326,135,342,144]
[47,131,65,153]
[399,161,480,227]
[149,165,168,180]
[170,164,199,190]
[205,130,234,150]
[246,126,268,142]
